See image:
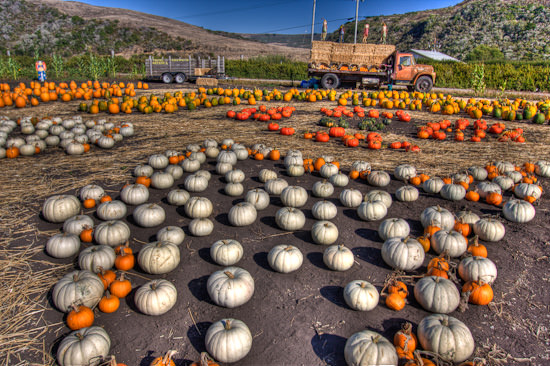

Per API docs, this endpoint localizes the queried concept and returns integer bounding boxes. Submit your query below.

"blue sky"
[74,0,463,34]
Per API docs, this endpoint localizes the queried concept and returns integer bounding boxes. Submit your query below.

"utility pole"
[311,0,316,43]
[354,0,360,43]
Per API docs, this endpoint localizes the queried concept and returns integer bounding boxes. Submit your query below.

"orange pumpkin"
[385,293,406,311]
[110,273,132,298]
[66,304,94,330]
[98,291,120,313]
[150,350,177,366]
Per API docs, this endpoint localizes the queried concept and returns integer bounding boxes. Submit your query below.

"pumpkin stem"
[75,332,84,341]
[199,352,214,366]
[224,319,232,330]
[401,321,412,334]
[360,282,366,288]
[224,271,235,279]
[162,350,177,363]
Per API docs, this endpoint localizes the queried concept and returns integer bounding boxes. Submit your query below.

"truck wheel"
[321,73,340,89]
[175,73,187,84]
[162,73,173,84]
[415,76,433,93]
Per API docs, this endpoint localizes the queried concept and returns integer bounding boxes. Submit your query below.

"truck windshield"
[399,56,412,66]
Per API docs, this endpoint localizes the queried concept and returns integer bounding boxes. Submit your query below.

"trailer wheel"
[321,73,340,89]
[175,73,187,84]
[162,73,174,84]
[415,76,433,93]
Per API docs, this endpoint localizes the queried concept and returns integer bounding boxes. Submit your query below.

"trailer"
[145,55,225,83]
[308,41,436,92]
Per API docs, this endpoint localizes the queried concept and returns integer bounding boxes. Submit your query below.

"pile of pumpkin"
[0,115,135,158]
[226,105,295,122]
[416,118,525,143]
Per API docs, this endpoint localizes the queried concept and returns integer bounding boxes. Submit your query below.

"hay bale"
[311,41,334,53]
[196,78,218,87]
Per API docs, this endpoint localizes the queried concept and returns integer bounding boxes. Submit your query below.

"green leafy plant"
[471,64,486,96]
[52,54,65,78]
[7,57,20,80]
[105,56,118,78]
[87,53,104,80]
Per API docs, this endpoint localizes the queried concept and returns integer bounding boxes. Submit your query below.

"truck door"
[394,55,415,82]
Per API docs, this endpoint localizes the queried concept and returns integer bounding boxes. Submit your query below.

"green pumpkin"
[493,107,502,119]
[523,108,533,120]
[533,112,546,124]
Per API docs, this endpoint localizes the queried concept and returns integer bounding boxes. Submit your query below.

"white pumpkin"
[473,218,505,242]
[323,244,354,271]
[423,177,445,194]
[156,226,185,245]
[245,188,270,210]
[225,182,244,197]
[205,319,252,363]
[78,245,116,273]
[502,199,535,223]
[311,220,339,245]
[207,267,254,308]
[343,280,379,311]
[344,330,398,366]
[184,174,209,192]
[357,199,387,221]
[430,230,467,257]
[195,170,212,181]
[150,172,174,189]
[52,270,104,312]
[381,237,425,271]
[468,166,488,181]
[189,151,206,164]
[287,164,305,177]
[133,203,166,227]
[476,181,501,199]
[165,165,183,180]
[225,169,245,183]
[189,218,214,236]
[94,220,131,247]
[166,189,190,206]
[42,195,81,223]
[56,326,111,366]
[339,188,363,208]
[268,245,303,273]
[420,206,454,230]
[440,184,466,201]
[184,196,213,218]
[514,183,542,200]
[275,207,306,231]
[280,186,308,208]
[228,202,257,226]
[63,215,94,235]
[258,168,277,183]
[535,160,550,177]
[417,314,474,363]
[493,175,514,191]
[135,279,177,316]
[138,241,180,274]
[215,162,233,175]
[378,218,410,241]
[148,154,169,169]
[455,210,480,227]
[217,150,237,165]
[365,190,392,208]
[458,256,498,284]
[312,200,337,220]
[496,161,515,173]
[329,172,349,187]
[96,200,127,221]
[312,180,334,198]
[46,233,81,258]
[120,184,149,205]
[320,163,339,178]
[265,178,289,195]
[210,239,244,266]
[395,185,419,202]
[367,170,391,187]
[351,160,371,172]
[79,185,105,201]
[180,158,201,173]
[394,164,416,182]
[414,276,460,314]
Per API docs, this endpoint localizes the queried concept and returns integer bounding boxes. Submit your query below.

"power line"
[259,17,351,34]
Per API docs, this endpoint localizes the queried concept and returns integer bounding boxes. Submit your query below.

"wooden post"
[189,55,192,76]
[168,56,172,72]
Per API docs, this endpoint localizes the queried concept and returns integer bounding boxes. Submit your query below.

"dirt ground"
[1,84,550,365]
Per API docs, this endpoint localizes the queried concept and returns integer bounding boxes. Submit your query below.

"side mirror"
[398,65,403,70]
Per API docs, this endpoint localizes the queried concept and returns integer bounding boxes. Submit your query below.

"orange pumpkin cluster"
[226,105,295,122]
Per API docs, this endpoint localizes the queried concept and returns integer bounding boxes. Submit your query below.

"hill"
[2,0,308,60]
[327,0,550,60]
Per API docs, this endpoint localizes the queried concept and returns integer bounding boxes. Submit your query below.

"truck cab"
[387,52,436,92]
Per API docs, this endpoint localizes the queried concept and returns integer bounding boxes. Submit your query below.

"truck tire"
[321,73,340,89]
[175,73,187,83]
[162,73,173,84]
[415,76,433,93]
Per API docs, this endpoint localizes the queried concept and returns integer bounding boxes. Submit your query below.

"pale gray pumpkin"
[287,164,305,177]
[378,218,410,241]
[420,206,455,230]
[329,172,349,187]
[42,195,81,223]
[493,175,514,191]
[138,241,180,274]
[381,237,425,271]
[458,256,498,284]
[312,200,337,220]
[96,200,127,221]
[135,279,177,316]
[180,158,201,173]
[164,165,183,180]
[468,166,488,181]
[97,136,115,149]
[394,164,416,182]
[417,314,474,363]
[195,170,212,181]
[351,160,371,172]
[205,319,252,364]
[46,233,81,258]
[280,186,308,208]
[156,226,185,245]
[343,280,379,312]
[455,210,480,227]
[189,218,214,236]
[320,163,339,178]
[275,207,306,231]
[207,267,255,308]
[365,190,392,208]
[215,162,233,175]
[268,245,303,273]
[311,220,339,245]
[94,220,131,247]
[166,189,190,206]
[395,185,419,202]
[217,150,237,165]
[233,148,249,161]
[52,270,104,312]
[63,215,94,235]
[265,178,289,195]
[506,170,523,183]
[473,218,505,242]
[210,239,244,266]
[150,172,174,189]
[245,188,270,210]
[339,188,363,208]
[78,245,116,273]
[184,174,209,192]
[476,181,501,199]
[133,203,166,227]
[323,244,354,271]
[225,182,244,197]
[134,164,154,177]
[451,173,470,184]
[535,160,550,177]
[312,180,334,198]
[225,169,245,183]
[514,183,542,200]
[189,151,206,164]
[430,230,467,257]
[357,199,387,221]
[148,154,169,169]
[422,177,445,194]
[56,326,111,366]
[496,161,515,173]
[344,330,398,366]
[205,146,220,158]
[367,170,391,187]
[414,276,460,314]
[503,199,535,223]
[258,169,277,183]
[440,184,466,201]
[184,196,213,218]
[228,202,257,226]
[120,184,149,205]
[79,185,105,201]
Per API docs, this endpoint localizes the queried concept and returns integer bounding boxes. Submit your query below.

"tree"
[465,45,504,62]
